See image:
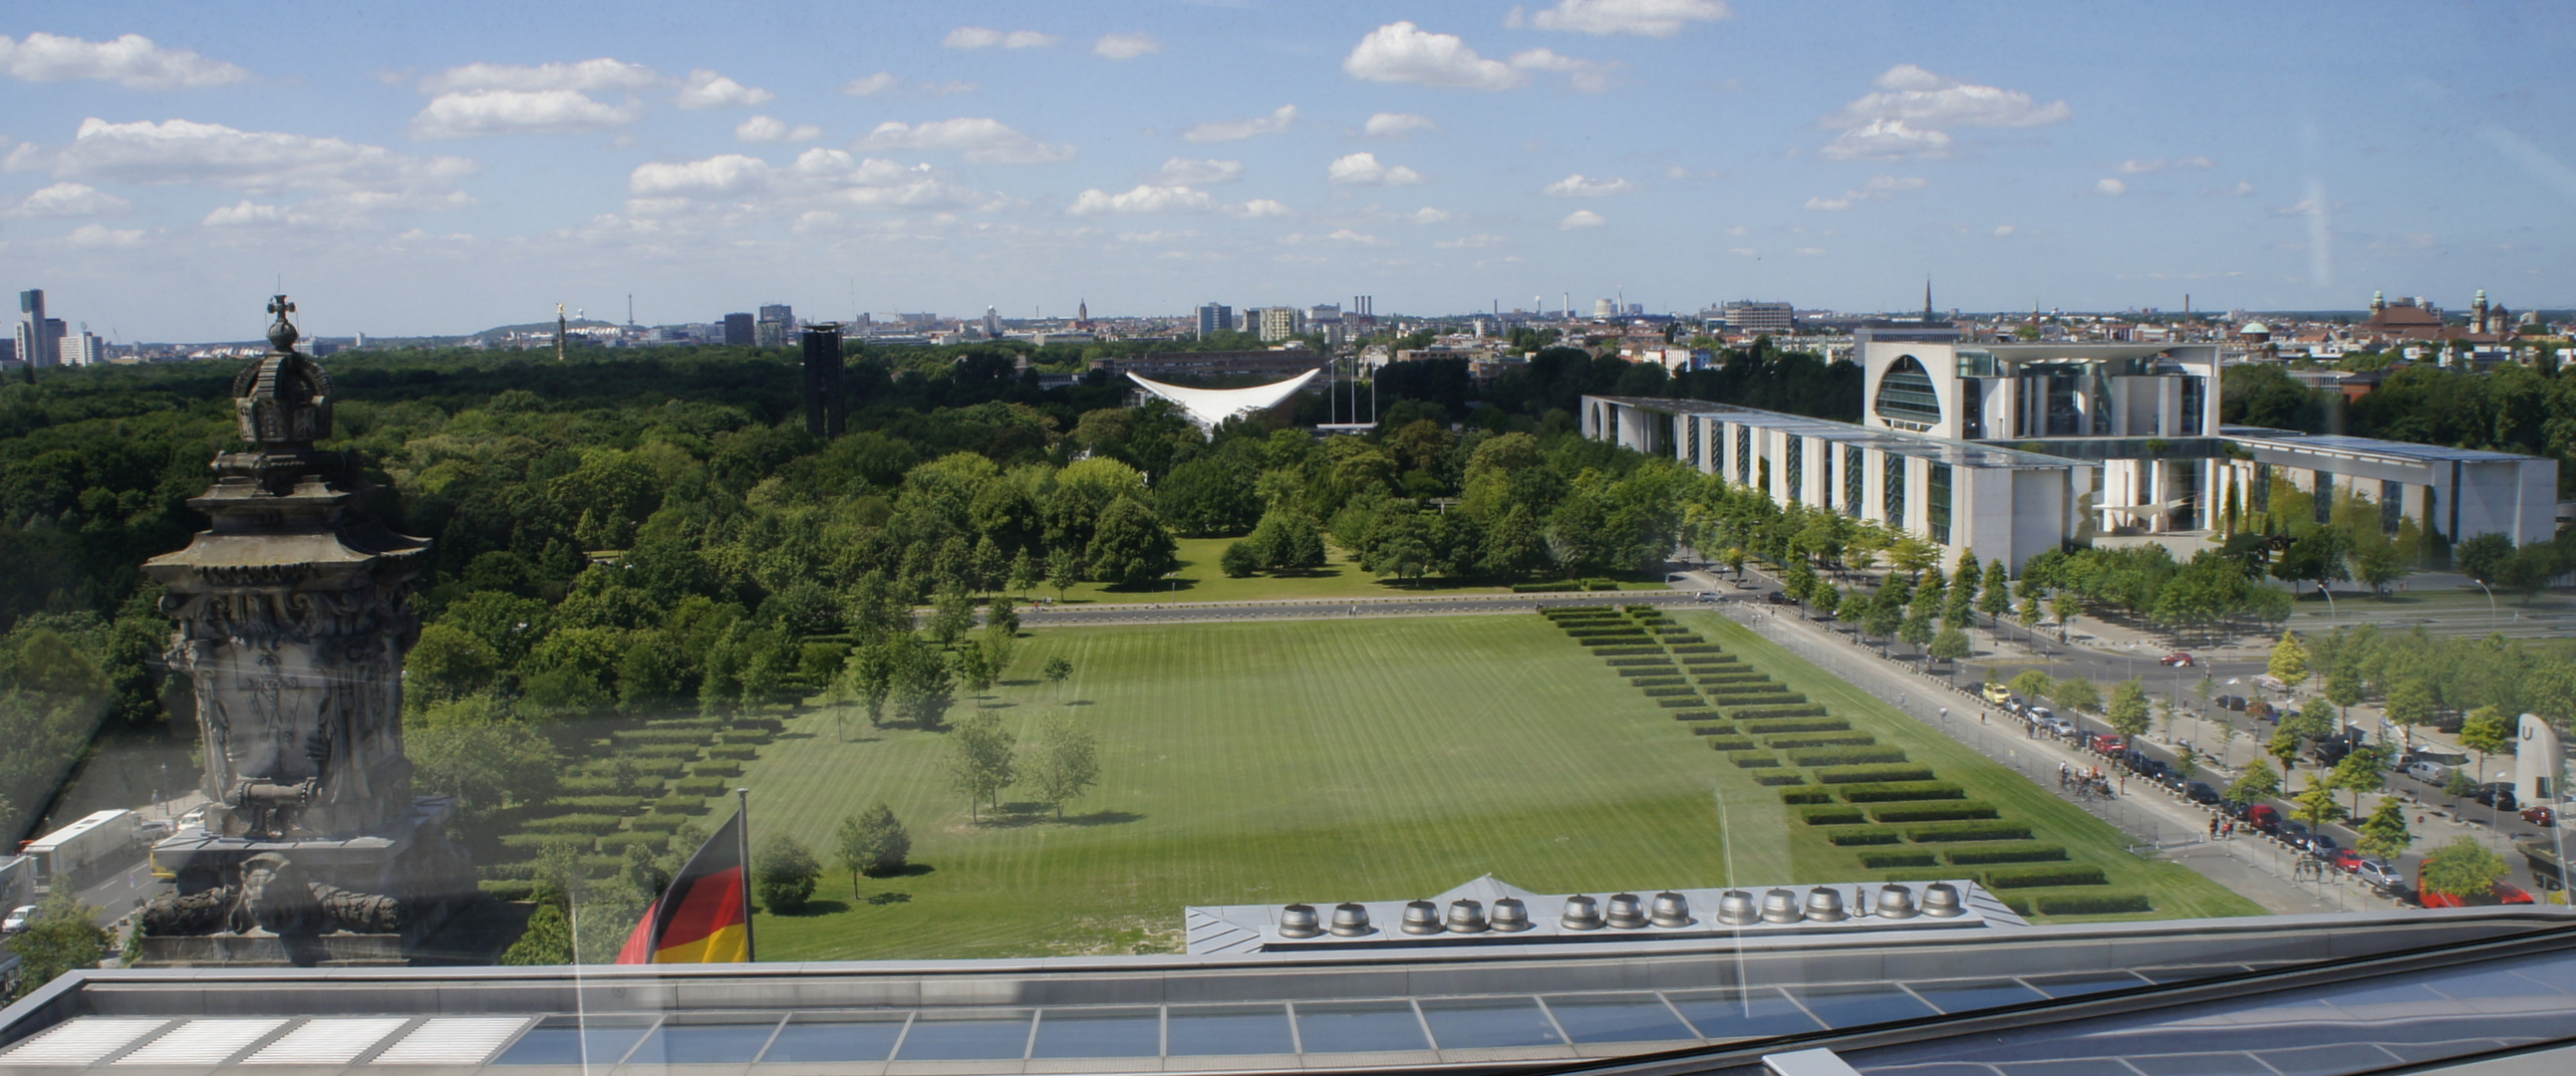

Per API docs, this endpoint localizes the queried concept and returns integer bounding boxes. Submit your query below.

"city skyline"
[2,1,2572,340]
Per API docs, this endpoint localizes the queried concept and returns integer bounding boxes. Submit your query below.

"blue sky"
[4,0,2572,340]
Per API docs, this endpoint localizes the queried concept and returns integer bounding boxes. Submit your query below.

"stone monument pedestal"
[138,796,474,967]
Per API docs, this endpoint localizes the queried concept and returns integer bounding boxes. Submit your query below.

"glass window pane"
[1166,1005,1293,1056]
[1665,987,1819,1040]
[1293,1001,1425,1054]
[1540,994,1694,1044]
[491,1023,652,1066]
[1904,979,2046,1014]
[893,1014,1031,1061]
[1786,984,1936,1027]
[757,1017,907,1064]
[627,1022,777,1065]
[2024,971,2148,998]
[1029,1009,1161,1059]
[1418,997,1564,1049]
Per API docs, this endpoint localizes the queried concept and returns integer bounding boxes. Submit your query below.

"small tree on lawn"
[953,641,996,693]
[2106,678,2151,738]
[2419,835,2508,900]
[2227,758,2282,804]
[1041,657,1073,689]
[928,586,978,647]
[834,642,897,729]
[890,639,957,729]
[2357,798,2414,862]
[1022,711,1102,820]
[834,803,911,885]
[754,833,821,915]
[1046,547,1080,601]
[980,625,1016,682]
[1006,550,1036,599]
[944,711,1017,821]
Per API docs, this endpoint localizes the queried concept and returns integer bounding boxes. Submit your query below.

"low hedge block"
[1706,685,1801,700]
[1656,697,1704,708]
[1731,705,1833,722]
[653,795,711,814]
[1583,578,1621,591]
[1801,806,1867,825]
[521,814,624,836]
[693,762,743,779]
[497,832,592,851]
[1667,644,1722,655]
[1667,709,1721,722]
[1684,721,1739,735]
[1869,801,1999,824]
[1904,820,2033,843]
[1858,851,1938,869]
[1580,634,1653,646]
[1945,844,2069,866]
[478,879,543,902]
[731,716,786,732]
[614,728,711,745]
[2033,894,2151,916]
[1984,865,2108,889]
[1778,786,1835,805]
[1516,581,1584,593]
[1679,653,1738,666]
[1696,672,1773,685]
[718,730,770,744]
[1642,686,1699,698]
[1706,738,1760,751]
[559,776,661,797]
[1732,755,1782,769]
[1814,764,1938,785]
[1628,676,1689,688]
[673,777,726,797]
[557,795,649,814]
[1836,781,1966,803]
[1791,746,1909,767]
[1607,657,1675,668]
[596,832,663,854]
[1765,733,1875,750]
[1827,827,1902,846]
[1753,773,1809,786]
[1594,646,1663,657]
[630,814,691,833]
[1877,867,1956,882]
[1740,717,1851,735]
[625,744,703,759]
[706,745,757,760]
[645,716,722,730]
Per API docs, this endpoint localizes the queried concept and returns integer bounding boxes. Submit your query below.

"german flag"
[615,807,753,964]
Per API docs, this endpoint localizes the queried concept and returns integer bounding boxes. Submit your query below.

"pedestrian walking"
[2209,816,2220,839]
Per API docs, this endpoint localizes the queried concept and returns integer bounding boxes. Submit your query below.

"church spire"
[1922,279,1934,322]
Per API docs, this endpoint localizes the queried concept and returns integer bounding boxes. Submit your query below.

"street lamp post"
[2472,579,2498,631]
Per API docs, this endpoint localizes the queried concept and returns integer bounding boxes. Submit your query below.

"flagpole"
[735,786,754,963]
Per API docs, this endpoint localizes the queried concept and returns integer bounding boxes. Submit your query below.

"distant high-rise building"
[722,312,755,346]
[756,303,794,347]
[67,328,105,366]
[1722,301,1796,334]
[1195,303,1232,338]
[983,306,1002,338]
[800,324,847,438]
[17,289,61,368]
[1257,307,1301,342]
[1075,299,1089,327]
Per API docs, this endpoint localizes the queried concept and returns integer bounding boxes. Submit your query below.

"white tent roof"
[1126,369,1320,430]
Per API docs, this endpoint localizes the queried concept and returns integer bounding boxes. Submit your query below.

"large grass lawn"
[733,612,2258,961]
[1035,536,1667,605]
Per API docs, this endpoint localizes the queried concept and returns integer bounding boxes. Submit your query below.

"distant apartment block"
[1196,303,1232,339]
[1722,301,1796,335]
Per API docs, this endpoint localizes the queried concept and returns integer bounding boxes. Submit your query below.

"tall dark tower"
[801,323,846,438]
[1923,279,1935,323]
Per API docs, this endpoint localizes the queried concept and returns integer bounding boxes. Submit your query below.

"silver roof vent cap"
[1490,897,1533,933]
[1921,883,1965,918]
[1279,904,1321,938]
[1328,902,1375,937]
[1400,900,1444,935]
[1873,885,1919,920]
[1445,899,1489,934]
[1604,893,1648,929]
[1716,890,1759,926]
[1803,886,1849,923]
[1560,894,1604,931]
[1759,888,1803,924]
[1649,891,1694,929]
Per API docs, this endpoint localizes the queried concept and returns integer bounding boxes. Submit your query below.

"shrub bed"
[1642,686,1699,698]
[1826,826,1902,846]
[1515,581,1583,593]
[1904,820,2034,843]
[521,814,624,836]
[1754,773,1809,786]
[1706,738,1760,751]
[1800,806,1867,826]
[1814,764,1938,784]
[1764,733,1875,749]
[1667,644,1722,655]
[1836,781,1966,803]
[718,730,770,744]
[653,795,711,814]
[673,777,726,797]
[614,728,711,745]
[1858,851,1938,869]
[1732,755,1783,769]
[1778,786,1835,805]
[625,744,704,759]
[1791,746,1909,767]
[1656,697,1704,708]
[2033,894,2151,916]
[694,762,743,779]
[558,795,650,813]
[1740,717,1851,735]
[1983,865,2109,889]
[1594,646,1662,657]
[1869,801,1998,823]
[706,745,757,760]
[1944,844,2069,866]
[1627,676,1688,688]
[1730,705,1833,722]
[631,814,691,833]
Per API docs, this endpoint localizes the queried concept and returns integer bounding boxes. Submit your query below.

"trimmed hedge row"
[1581,636,1653,648]
[1628,676,1688,688]
[1705,738,1759,751]
[1667,644,1723,655]
[1827,826,1902,846]
[1642,686,1698,698]
[1764,733,1875,749]
[1753,772,1808,786]
[1791,746,1908,767]
[1778,786,1834,804]
[1594,646,1663,657]
[1696,672,1773,685]
[1607,657,1676,668]
[706,745,757,760]
[1836,781,1966,803]
[1683,720,1737,734]
[1668,708,1721,722]
[614,728,711,745]
[2034,894,2151,916]
[1730,704,1833,722]
[1515,581,1584,593]
[625,744,703,759]
[597,832,663,854]
[1814,764,1938,784]
[557,795,650,813]
[497,832,588,850]
[694,762,743,779]
[1904,820,2034,843]
[1706,687,1804,703]
[1800,806,1866,826]
[1679,653,1739,666]
[1945,844,2069,866]
[654,795,711,814]
[629,758,689,777]
[1984,865,2108,889]
[631,814,692,833]
[731,716,786,732]
[1656,697,1704,708]
[1858,851,1938,869]
[521,814,624,836]
[673,777,726,797]
[1870,801,1998,824]
[479,879,543,902]
[559,775,663,797]
[1740,717,1850,735]
[1732,755,1782,769]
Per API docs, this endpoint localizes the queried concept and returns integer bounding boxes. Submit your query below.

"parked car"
[2,905,34,934]
[2215,694,2248,711]
[2185,781,2220,805]
[1764,591,1798,605]
[2355,859,2403,892]
[2159,652,2195,667]
[2524,806,2557,827]
[2306,831,2343,857]
[1982,682,2014,705]
[2246,803,2282,834]
[2247,700,2277,721]
[2418,866,2536,908]
[2279,819,2313,848]
[2329,848,2363,873]
[2469,784,2520,811]
[2408,759,2458,785]
[137,819,174,841]
[2095,734,2128,754]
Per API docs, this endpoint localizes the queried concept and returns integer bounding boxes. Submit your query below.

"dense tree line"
[2223,360,2576,496]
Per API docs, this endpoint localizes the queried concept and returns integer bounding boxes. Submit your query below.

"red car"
[2159,652,2195,667]
[2094,734,2127,754]
[2329,848,2363,873]
[2524,806,2556,827]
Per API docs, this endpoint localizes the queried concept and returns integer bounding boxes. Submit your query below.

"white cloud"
[2119,155,2212,173]
[946,28,1056,50]
[1155,157,1243,185]
[411,89,641,137]
[1231,198,1290,218]
[736,116,821,143]
[1343,23,1524,91]
[630,153,776,198]
[842,72,901,96]
[858,118,1073,163]
[2095,177,2127,195]
[1282,229,1386,246]
[0,32,249,89]
[1803,174,1926,210]
[1727,246,1757,256]
[2207,179,2256,197]
[1993,224,2016,235]
[621,148,1003,217]
[202,200,318,228]
[32,117,477,219]
[1544,172,1638,196]
[1363,113,1437,139]
[65,222,145,247]
[1436,232,1506,248]
[419,58,658,93]
[1094,33,1159,60]
[1560,209,1605,228]
[4,181,130,217]
[1327,151,1423,185]
[1791,246,1826,256]
[1507,0,1730,37]
[1506,48,1616,92]
[1069,184,1215,215]
[1182,105,1297,142]
[1410,206,1452,223]
[675,70,774,110]
[1821,64,2069,159]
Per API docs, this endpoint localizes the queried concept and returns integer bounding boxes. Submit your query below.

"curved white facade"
[1127,370,1320,431]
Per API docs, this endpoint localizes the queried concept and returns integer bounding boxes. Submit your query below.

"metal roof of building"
[2223,427,2542,464]
[1589,397,2088,470]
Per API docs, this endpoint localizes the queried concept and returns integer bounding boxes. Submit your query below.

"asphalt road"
[72,852,167,929]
